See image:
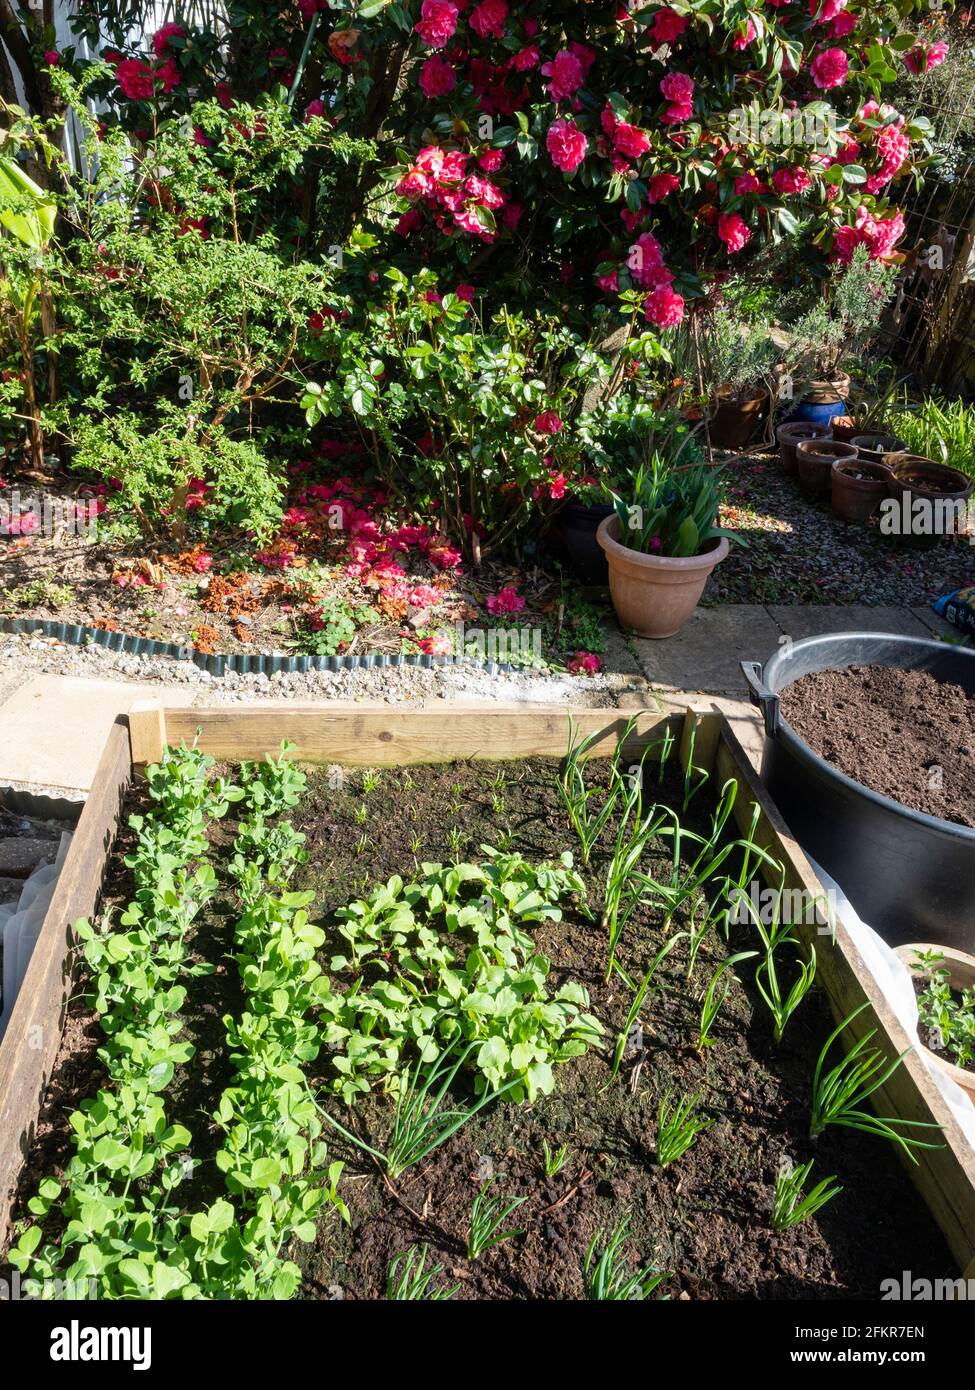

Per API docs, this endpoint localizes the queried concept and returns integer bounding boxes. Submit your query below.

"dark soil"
[780,664,975,828]
[7,753,957,1300]
[289,756,953,1300]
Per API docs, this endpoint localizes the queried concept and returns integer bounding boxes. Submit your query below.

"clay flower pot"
[596,513,729,639]
[851,432,907,466]
[795,438,858,498]
[776,420,831,475]
[894,944,975,1108]
[884,456,974,548]
[829,414,861,444]
[830,458,893,523]
[708,386,768,451]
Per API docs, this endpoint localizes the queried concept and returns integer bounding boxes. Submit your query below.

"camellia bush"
[47,0,950,319]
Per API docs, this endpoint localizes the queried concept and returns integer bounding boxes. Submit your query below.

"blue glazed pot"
[794,396,848,426]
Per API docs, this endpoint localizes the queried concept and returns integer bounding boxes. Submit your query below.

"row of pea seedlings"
[194,748,349,1298]
[10,746,235,1298]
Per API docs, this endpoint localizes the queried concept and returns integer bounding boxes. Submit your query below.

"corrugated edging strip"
[0,616,527,677]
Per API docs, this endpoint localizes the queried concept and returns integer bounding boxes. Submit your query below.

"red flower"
[546,117,588,173]
[810,48,849,90]
[644,285,685,327]
[116,58,154,101]
[152,23,184,57]
[567,651,602,675]
[415,0,459,48]
[486,586,525,616]
[717,211,751,252]
[534,411,563,434]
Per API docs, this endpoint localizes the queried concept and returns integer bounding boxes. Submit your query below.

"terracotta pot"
[883,456,975,549]
[776,420,831,475]
[829,415,862,444]
[830,458,893,523]
[894,944,975,1108]
[596,513,729,639]
[851,432,907,466]
[708,386,768,451]
[795,438,858,498]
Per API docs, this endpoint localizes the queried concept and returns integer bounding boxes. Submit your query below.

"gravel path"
[710,453,974,607]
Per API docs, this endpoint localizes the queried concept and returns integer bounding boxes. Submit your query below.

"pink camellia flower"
[660,71,694,123]
[861,207,906,261]
[542,48,584,102]
[644,284,685,327]
[809,0,846,21]
[192,551,214,573]
[546,117,588,173]
[810,47,849,90]
[116,58,155,100]
[904,41,948,75]
[469,0,508,40]
[534,411,563,434]
[304,98,325,120]
[152,22,184,56]
[735,172,764,195]
[718,211,751,252]
[567,650,603,676]
[510,44,540,72]
[456,283,476,301]
[156,57,182,94]
[828,11,856,37]
[865,122,911,193]
[830,223,861,264]
[486,586,526,616]
[44,49,60,66]
[647,171,680,201]
[650,7,688,44]
[772,164,812,195]
[395,209,422,236]
[478,148,505,172]
[415,0,459,48]
[613,122,651,159]
[732,20,757,50]
[408,584,441,609]
[419,53,456,97]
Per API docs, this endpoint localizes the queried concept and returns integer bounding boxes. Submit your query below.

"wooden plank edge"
[713,720,975,1275]
[0,718,132,1253]
[154,703,683,765]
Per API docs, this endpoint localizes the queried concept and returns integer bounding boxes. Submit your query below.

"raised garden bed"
[1,704,974,1300]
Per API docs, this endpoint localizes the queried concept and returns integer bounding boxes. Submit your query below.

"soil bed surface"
[289,756,951,1300]
[780,664,975,828]
[9,753,955,1300]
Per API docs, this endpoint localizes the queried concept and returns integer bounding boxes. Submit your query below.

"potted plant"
[596,452,740,638]
[773,247,897,426]
[697,305,777,452]
[563,402,704,585]
[894,945,975,1107]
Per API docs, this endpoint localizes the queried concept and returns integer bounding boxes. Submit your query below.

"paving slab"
[0,677,195,796]
[910,605,959,640]
[765,604,932,643]
[633,605,782,695]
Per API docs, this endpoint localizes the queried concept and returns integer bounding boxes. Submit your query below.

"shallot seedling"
[656,1090,713,1165]
[541,1139,569,1177]
[772,1160,842,1233]
[466,1178,528,1260]
[696,951,757,1051]
[583,1221,670,1301]
[809,1004,944,1164]
[386,1245,457,1300]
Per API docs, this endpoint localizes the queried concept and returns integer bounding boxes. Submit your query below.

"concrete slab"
[0,677,195,796]
[633,605,782,695]
[765,604,931,643]
[910,605,958,640]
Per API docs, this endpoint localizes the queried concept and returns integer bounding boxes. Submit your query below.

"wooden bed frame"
[1,702,973,1281]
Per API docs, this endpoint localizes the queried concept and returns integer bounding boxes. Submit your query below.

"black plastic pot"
[561,499,614,585]
[741,632,975,953]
